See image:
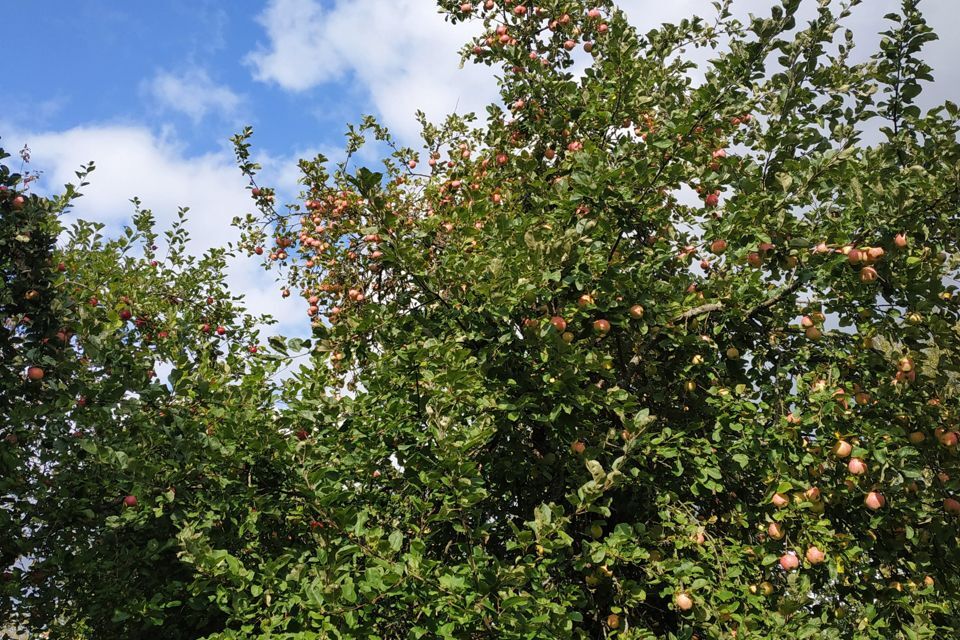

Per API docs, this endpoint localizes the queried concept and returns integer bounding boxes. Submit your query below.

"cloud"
[3,122,307,337]
[246,0,499,142]
[143,68,243,124]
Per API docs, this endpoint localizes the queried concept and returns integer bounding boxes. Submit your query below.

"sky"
[2,0,958,340]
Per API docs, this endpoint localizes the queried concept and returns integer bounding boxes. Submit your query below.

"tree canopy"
[3,0,960,638]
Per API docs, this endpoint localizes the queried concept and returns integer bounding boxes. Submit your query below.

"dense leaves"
[4,0,960,638]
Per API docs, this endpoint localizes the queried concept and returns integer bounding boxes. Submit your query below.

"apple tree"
[227,0,960,637]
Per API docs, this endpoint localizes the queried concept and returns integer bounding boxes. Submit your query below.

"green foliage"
[5,0,960,638]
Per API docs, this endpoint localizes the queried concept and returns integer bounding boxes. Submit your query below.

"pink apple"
[779,551,799,571]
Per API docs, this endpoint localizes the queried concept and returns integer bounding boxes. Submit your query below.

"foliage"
[5,0,960,638]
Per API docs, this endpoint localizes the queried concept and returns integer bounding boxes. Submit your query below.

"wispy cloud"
[143,68,243,124]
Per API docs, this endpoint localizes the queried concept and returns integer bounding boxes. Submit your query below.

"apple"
[941,431,958,447]
[771,492,789,508]
[577,294,594,308]
[550,316,567,332]
[561,331,574,343]
[800,315,815,328]
[675,592,694,611]
[123,495,138,508]
[747,252,762,268]
[216,326,226,335]
[860,266,878,283]
[847,458,867,475]
[894,233,908,249]
[26,366,44,381]
[460,2,472,12]
[804,487,821,502]
[628,304,645,319]
[847,248,862,264]
[592,319,611,334]
[944,498,960,515]
[864,491,885,510]
[56,262,66,272]
[119,309,132,321]
[710,239,727,254]
[833,440,852,458]
[11,195,25,210]
[712,148,727,159]
[587,8,602,18]
[779,551,799,571]
[726,346,740,360]
[571,441,586,455]
[898,357,914,372]
[704,192,720,207]
[805,546,825,565]
[804,326,822,340]
[296,429,309,441]
[908,431,926,445]
[767,522,785,540]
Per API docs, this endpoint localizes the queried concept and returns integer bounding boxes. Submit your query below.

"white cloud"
[246,0,499,142]
[3,122,308,337]
[143,68,243,123]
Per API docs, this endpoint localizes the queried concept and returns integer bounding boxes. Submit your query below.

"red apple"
[804,487,821,502]
[11,195,25,210]
[771,493,789,508]
[592,319,611,334]
[26,366,44,381]
[577,294,594,308]
[119,309,132,321]
[805,546,825,565]
[628,304,645,319]
[216,326,226,336]
[710,239,727,254]
[779,551,799,571]
[847,458,867,475]
[805,326,822,340]
[550,316,567,332]
[894,233,908,249]
[944,498,960,515]
[864,491,885,510]
[123,495,138,508]
[704,191,720,207]
[571,441,586,454]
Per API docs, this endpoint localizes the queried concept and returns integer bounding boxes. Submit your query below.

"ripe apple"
[577,294,594,308]
[804,326,822,340]
[779,551,799,571]
[675,592,694,611]
[767,522,785,540]
[894,233,908,249]
[847,458,867,475]
[805,546,825,565]
[747,252,762,268]
[592,319,611,334]
[898,357,914,372]
[860,266,878,283]
[11,195,25,210]
[944,498,960,515]
[864,491,885,510]
[771,492,789,508]
[710,239,727,254]
[460,2,472,12]
[804,487,821,502]
[571,441,586,454]
[216,326,226,335]
[941,431,958,447]
[704,191,720,207]
[123,495,138,508]
[628,304,645,319]
[26,366,44,381]
[550,316,567,332]
[800,315,815,328]
[833,440,852,458]
[119,309,132,321]
[908,431,926,445]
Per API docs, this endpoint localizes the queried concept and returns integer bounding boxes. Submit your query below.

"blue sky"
[3,0,957,339]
